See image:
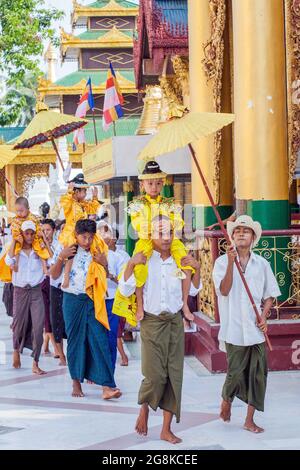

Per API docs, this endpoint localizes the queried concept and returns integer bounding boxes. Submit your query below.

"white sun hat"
[227,215,262,247]
[21,220,36,232]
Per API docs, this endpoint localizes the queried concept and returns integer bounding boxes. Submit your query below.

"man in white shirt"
[5,220,46,375]
[119,215,201,444]
[212,215,281,434]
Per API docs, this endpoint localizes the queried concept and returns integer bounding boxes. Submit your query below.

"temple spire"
[44,43,57,83]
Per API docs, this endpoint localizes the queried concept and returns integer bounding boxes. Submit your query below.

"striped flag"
[102,62,124,131]
[73,78,94,149]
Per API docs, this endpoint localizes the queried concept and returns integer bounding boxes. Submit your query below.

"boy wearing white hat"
[5,220,47,375]
[212,215,281,433]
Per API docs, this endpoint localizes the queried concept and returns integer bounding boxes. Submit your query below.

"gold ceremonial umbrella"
[138,112,235,161]
[138,111,272,351]
[13,102,88,171]
[0,145,20,169]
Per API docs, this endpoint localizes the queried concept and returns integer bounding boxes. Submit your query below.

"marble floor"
[0,287,300,450]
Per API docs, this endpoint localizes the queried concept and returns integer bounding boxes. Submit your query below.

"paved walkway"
[0,286,299,450]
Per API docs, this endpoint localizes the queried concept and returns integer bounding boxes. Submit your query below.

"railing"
[197,229,300,323]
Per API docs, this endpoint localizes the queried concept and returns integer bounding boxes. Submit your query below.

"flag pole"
[92,109,98,145]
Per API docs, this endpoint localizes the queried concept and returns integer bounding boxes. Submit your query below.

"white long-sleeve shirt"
[49,239,63,288]
[119,250,201,315]
[107,249,130,299]
[212,252,281,350]
[5,250,45,288]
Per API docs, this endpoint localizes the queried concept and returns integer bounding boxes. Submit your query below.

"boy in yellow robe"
[59,173,106,288]
[0,197,50,280]
[126,161,194,323]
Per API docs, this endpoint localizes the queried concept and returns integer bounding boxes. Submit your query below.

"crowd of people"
[0,161,281,443]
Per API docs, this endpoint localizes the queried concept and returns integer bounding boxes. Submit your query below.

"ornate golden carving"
[159,75,186,119]
[202,0,226,203]
[171,55,190,102]
[198,237,217,320]
[285,0,300,186]
[16,164,49,197]
[37,77,53,89]
[164,176,174,186]
[35,100,48,113]
[123,181,134,193]
[60,27,76,42]
[0,168,6,202]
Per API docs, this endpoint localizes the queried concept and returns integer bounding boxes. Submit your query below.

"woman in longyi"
[59,173,107,288]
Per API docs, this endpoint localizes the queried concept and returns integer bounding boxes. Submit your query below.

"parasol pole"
[5,176,19,197]
[50,137,65,172]
[188,143,272,351]
[113,121,116,137]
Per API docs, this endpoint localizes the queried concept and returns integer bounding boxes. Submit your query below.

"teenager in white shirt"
[50,219,121,400]
[5,220,47,375]
[213,215,281,433]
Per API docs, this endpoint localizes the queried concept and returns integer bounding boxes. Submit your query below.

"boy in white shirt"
[213,215,281,433]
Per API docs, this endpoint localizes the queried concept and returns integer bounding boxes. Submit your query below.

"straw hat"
[227,215,262,247]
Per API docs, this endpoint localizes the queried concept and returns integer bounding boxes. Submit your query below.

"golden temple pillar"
[232,0,289,229]
[5,164,17,214]
[188,0,232,227]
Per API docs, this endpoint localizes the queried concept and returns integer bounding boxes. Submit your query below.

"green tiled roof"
[88,0,138,9]
[77,29,133,40]
[55,69,135,87]
[66,117,140,145]
[0,127,25,143]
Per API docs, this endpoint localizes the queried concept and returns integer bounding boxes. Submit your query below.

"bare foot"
[13,351,21,369]
[43,350,51,356]
[220,399,231,422]
[160,430,182,444]
[182,304,194,322]
[136,307,144,322]
[72,380,85,397]
[135,404,149,436]
[120,355,128,366]
[243,421,264,433]
[86,380,95,385]
[59,357,67,366]
[102,387,122,400]
[32,364,47,375]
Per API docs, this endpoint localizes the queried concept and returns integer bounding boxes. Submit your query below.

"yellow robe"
[130,194,191,286]
[59,190,108,325]
[85,238,110,329]
[112,194,193,326]
[59,191,100,252]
